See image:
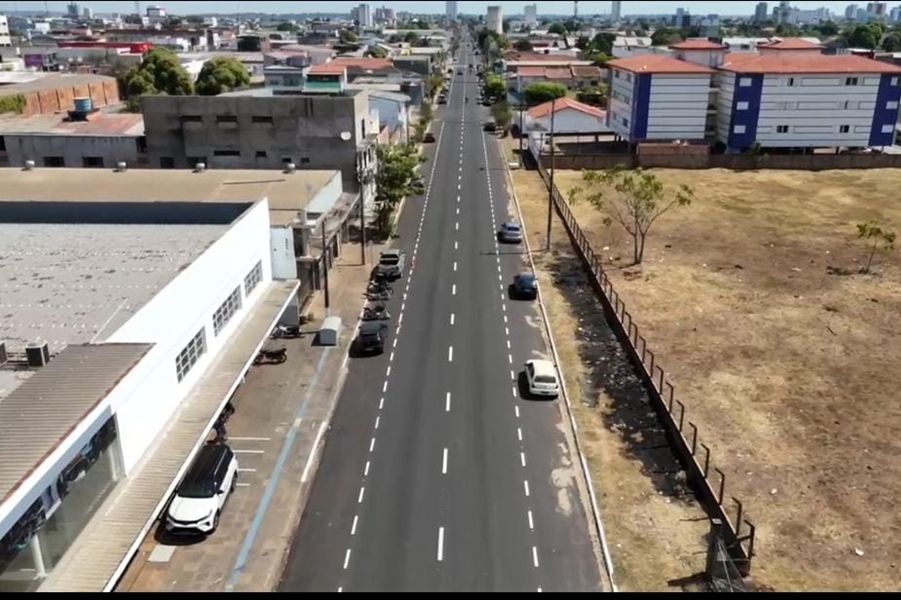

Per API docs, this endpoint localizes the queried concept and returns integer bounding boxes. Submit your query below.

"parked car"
[423,132,436,142]
[511,272,538,300]
[355,321,389,355]
[497,221,523,243]
[483,121,498,132]
[377,249,406,279]
[523,359,560,398]
[438,97,448,105]
[165,443,239,535]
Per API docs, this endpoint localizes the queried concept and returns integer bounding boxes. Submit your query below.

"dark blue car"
[512,273,538,300]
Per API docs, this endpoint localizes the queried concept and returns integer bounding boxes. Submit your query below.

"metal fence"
[533,157,757,577]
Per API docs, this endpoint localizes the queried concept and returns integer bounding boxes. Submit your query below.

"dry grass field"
[514,159,901,591]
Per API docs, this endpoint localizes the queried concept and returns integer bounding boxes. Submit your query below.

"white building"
[0,167,350,593]
[611,36,653,58]
[0,15,11,47]
[606,54,715,143]
[446,1,458,21]
[146,5,167,23]
[525,97,609,138]
[352,4,373,28]
[487,6,503,35]
[524,4,538,26]
[612,1,623,22]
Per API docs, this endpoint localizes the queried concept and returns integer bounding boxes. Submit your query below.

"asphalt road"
[278,39,603,593]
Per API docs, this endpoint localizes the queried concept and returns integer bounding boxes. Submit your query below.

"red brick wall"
[21,78,121,116]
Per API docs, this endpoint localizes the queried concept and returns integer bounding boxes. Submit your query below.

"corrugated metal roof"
[0,343,152,503]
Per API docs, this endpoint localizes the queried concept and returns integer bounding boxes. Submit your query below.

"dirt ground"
[505,153,712,592]
[540,164,901,591]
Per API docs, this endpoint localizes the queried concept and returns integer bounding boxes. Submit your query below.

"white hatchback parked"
[524,359,560,398]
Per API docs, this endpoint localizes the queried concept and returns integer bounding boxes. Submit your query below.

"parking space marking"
[229,437,272,442]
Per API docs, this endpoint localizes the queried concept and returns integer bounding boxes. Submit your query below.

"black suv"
[355,321,389,355]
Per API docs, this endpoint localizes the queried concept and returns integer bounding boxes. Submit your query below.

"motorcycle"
[363,304,391,321]
[254,347,287,365]
[271,324,302,339]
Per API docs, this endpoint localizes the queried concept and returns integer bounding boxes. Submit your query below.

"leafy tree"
[843,23,882,49]
[856,220,896,274]
[276,22,297,32]
[340,29,358,43]
[388,34,403,43]
[514,38,533,51]
[651,27,681,46]
[775,23,800,37]
[547,22,567,36]
[375,143,426,235]
[237,36,262,52]
[575,36,591,50]
[523,81,566,106]
[882,32,901,52]
[366,45,389,58]
[590,32,616,55]
[490,101,513,132]
[586,51,612,66]
[814,20,839,36]
[122,47,193,111]
[404,31,420,44]
[568,167,694,265]
[503,19,511,33]
[427,74,444,99]
[484,73,506,100]
[195,57,250,96]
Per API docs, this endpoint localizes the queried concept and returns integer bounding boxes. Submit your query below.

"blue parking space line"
[225,347,332,591]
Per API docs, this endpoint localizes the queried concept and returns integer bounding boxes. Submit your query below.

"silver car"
[498,221,523,243]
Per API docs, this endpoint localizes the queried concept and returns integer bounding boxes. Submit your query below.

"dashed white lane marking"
[512,385,518,398]
[528,510,534,531]
[401,302,406,311]
[379,397,385,410]
[453,261,457,272]
[515,405,520,418]
[446,391,452,412]
[386,366,392,378]
[538,587,543,593]
[455,240,458,250]
[358,486,365,503]
[456,206,460,215]
[450,313,455,325]
[452,284,457,295]
[393,338,398,349]
[524,480,530,497]
[520,452,527,467]
[343,549,351,570]
[442,447,449,474]
[517,427,523,441]
[364,460,370,476]
[504,314,508,324]
[369,438,376,453]
[389,351,395,362]
[532,546,540,568]
[511,370,516,380]
[505,327,509,336]
[398,313,404,325]
[455,221,459,231]
[437,527,445,562]
[338,586,343,592]
[502,303,507,312]
[448,346,454,362]
[351,515,359,535]
[508,354,513,365]
[507,339,511,350]
[382,381,388,393]
[375,415,380,430]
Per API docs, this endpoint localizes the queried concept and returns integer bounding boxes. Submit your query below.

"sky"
[0,1,874,17]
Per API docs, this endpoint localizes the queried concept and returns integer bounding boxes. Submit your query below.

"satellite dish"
[340,131,352,141]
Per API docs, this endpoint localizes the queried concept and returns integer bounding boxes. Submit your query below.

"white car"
[524,359,560,398]
[166,443,238,535]
[377,249,406,279]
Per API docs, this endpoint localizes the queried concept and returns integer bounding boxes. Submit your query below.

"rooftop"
[332,56,393,70]
[670,39,727,50]
[0,73,116,98]
[0,111,144,136]
[527,97,606,120]
[608,54,716,74]
[718,52,901,74]
[309,63,347,75]
[757,37,823,50]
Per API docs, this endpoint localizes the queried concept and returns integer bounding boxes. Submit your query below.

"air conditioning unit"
[25,342,50,367]
[0,341,7,367]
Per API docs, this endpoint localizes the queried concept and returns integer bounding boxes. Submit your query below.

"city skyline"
[0,1,884,18]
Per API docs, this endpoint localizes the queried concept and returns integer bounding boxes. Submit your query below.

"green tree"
[340,29,358,43]
[484,73,506,100]
[490,101,513,132]
[814,20,839,36]
[375,143,426,235]
[547,22,567,36]
[503,19,511,33]
[575,36,591,50]
[590,32,616,54]
[568,166,694,265]
[404,31,420,44]
[651,27,681,46]
[882,32,901,52]
[427,73,444,99]
[366,45,389,58]
[856,220,896,273]
[586,51,612,66]
[514,38,533,51]
[523,81,566,106]
[237,36,262,52]
[843,23,882,49]
[122,47,193,111]
[195,57,250,96]
[276,22,296,32]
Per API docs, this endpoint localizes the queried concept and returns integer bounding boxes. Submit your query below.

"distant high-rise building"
[67,2,80,19]
[754,2,769,22]
[845,4,860,20]
[374,6,396,25]
[611,1,622,22]
[867,2,887,18]
[82,7,93,19]
[671,7,692,28]
[890,5,901,22]
[486,5,503,34]
[524,4,538,26]
[351,4,373,28]
[776,0,792,24]
[446,1,458,21]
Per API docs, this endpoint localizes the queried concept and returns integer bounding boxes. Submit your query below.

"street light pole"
[518,102,524,159]
[546,97,557,251]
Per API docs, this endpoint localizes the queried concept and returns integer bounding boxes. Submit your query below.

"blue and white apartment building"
[607,37,901,151]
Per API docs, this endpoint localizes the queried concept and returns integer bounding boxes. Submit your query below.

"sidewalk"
[116,241,384,593]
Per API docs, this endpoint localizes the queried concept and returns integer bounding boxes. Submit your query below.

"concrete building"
[611,36,653,58]
[754,2,769,22]
[0,110,146,169]
[0,15,11,47]
[611,1,622,22]
[846,4,860,20]
[0,74,120,117]
[369,90,411,143]
[141,91,379,210]
[525,97,609,135]
[487,6,503,35]
[351,4,373,28]
[524,4,538,26]
[446,1,458,21]
[0,166,357,592]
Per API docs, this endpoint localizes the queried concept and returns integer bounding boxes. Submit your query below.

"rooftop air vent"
[284,162,296,173]
[25,342,50,368]
[0,341,7,367]
[23,160,35,170]
[115,161,127,172]
[194,162,207,173]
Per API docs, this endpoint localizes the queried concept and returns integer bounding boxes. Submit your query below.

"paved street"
[278,40,603,593]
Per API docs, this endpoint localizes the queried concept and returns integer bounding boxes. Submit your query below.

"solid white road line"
[437,527,445,562]
[301,422,328,483]
[442,448,448,474]
[229,437,271,442]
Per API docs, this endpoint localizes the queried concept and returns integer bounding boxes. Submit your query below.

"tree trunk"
[864,239,878,273]
[632,214,641,264]
[637,231,647,264]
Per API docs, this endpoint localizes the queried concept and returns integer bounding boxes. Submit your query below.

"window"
[159,156,175,169]
[733,124,746,134]
[776,125,789,133]
[282,157,294,165]
[887,100,899,110]
[736,101,749,111]
[216,115,238,123]
[180,115,202,124]
[300,157,311,164]
[892,76,900,86]
[843,100,852,109]
[739,77,752,87]
[787,77,795,86]
[252,115,273,124]
[255,150,267,158]
[622,117,630,127]
[213,286,242,336]
[137,136,147,153]
[244,261,263,296]
[0,136,5,151]
[844,77,859,86]
[882,124,894,134]
[43,156,65,167]
[213,150,240,157]
[839,125,850,133]
[176,328,207,383]
[82,156,103,168]
[614,70,620,79]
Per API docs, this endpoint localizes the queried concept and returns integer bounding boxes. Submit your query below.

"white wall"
[607,68,634,139]
[715,71,737,144]
[270,226,297,279]
[105,200,274,472]
[646,73,711,140]
[755,73,887,147]
[531,107,609,134]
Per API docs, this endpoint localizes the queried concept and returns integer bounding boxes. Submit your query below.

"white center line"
[442,447,448,474]
[454,240,458,250]
[351,515,359,535]
[507,339,511,350]
[437,527,445,562]
[456,207,460,215]
[375,416,380,430]
[511,370,516,380]
[382,381,388,393]
[508,354,513,365]
[369,438,376,453]
[446,392,452,412]
[517,427,523,442]
[505,327,509,336]
[379,397,385,410]
[512,385,518,398]
[344,549,352,570]
[456,221,459,231]
[389,351,395,362]
[503,315,508,324]
[398,313,404,325]
[528,510,534,530]
[520,452,527,467]
[358,486,365,503]
[524,480,530,497]
[453,261,457,271]
[364,460,370,476]
[450,313,455,325]
[386,366,392,378]
[532,546,540,568]
[452,284,457,295]
[393,338,398,349]
[448,346,454,362]
[515,405,521,418]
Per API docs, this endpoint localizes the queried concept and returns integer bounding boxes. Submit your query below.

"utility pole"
[545,98,557,251]
[358,155,367,266]
[321,219,331,315]
[518,102,524,159]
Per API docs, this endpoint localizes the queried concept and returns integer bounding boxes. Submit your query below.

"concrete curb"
[501,145,619,593]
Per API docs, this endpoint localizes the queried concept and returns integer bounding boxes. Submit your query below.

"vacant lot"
[546,166,901,591]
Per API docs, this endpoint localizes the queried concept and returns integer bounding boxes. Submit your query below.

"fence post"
[648,349,655,377]
[715,468,726,505]
[666,381,675,412]
[640,336,647,364]
[689,422,698,455]
[676,400,685,431]
[657,366,664,391]
[732,498,743,537]
[706,518,724,588]
[745,521,756,561]
[701,443,711,477]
